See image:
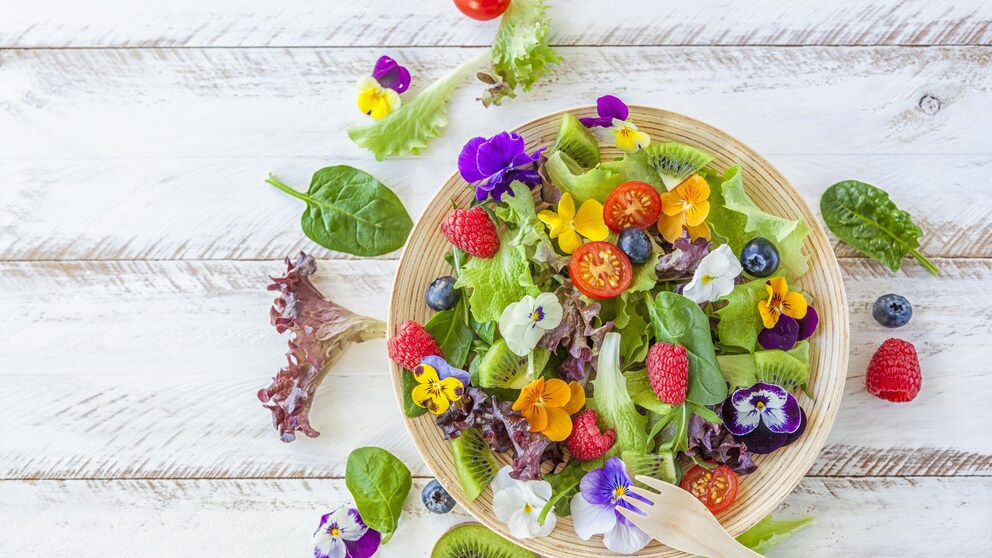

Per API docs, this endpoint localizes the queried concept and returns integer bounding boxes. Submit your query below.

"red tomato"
[453,0,511,20]
[568,242,632,299]
[603,181,663,233]
[680,464,739,514]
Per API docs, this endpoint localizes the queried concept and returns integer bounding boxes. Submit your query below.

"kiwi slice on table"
[755,341,810,391]
[621,450,681,486]
[640,141,714,190]
[450,428,499,501]
[545,151,625,205]
[553,113,600,168]
[431,523,538,558]
[477,339,550,389]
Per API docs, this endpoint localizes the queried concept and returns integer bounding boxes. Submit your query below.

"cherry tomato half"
[680,464,739,514]
[603,181,663,233]
[453,0,511,20]
[569,241,632,299]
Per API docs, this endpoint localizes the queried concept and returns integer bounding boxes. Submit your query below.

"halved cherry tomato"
[453,0,511,20]
[680,464,738,514]
[602,181,662,233]
[568,241,632,299]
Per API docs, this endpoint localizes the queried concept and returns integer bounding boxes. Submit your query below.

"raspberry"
[387,320,442,371]
[866,338,921,402]
[441,206,499,258]
[567,410,616,461]
[646,342,688,405]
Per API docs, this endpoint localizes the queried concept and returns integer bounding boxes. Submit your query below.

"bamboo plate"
[388,106,849,557]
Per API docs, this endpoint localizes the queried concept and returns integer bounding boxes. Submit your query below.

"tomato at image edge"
[602,181,663,233]
[453,0,511,20]
[568,241,632,300]
[680,464,739,514]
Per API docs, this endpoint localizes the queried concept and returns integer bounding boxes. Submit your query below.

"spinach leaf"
[820,180,939,275]
[266,166,412,257]
[536,459,584,525]
[424,297,473,369]
[646,292,727,406]
[345,447,412,544]
[401,370,427,418]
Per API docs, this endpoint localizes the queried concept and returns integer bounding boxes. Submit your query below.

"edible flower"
[579,95,630,129]
[603,118,651,153]
[579,95,651,152]
[512,377,586,441]
[570,457,652,555]
[411,356,467,415]
[537,192,609,254]
[722,382,802,437]
[492,465,557,538]
[458,131,545,201]
[356,56,411,119]
[757,277,808,329]
[312,505,381,558]
[658,174,712,243]
[682,244,743,303]
[499,292,565,357]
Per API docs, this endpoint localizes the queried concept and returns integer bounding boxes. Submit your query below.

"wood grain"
[1,1,990,48]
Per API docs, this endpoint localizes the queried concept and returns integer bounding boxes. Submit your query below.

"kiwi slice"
[640,141,714,190]
[553,113,600,168]
[545,151,624,205]
[431,523,539,558]
[450,428,499,501]
[621,450,680,486]
[755,341,810,391]
[477,339,550,389]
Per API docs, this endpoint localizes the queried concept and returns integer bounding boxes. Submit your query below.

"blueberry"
[740,237,780,278]
[873,293,912,328]
[421,479,456,513]
[426,276,460,311]
[617,227,652,265]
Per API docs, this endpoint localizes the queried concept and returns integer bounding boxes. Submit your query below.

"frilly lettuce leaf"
[627,238,662,293]
[349,53,487,161]
[714,278,767,353]
[592,333,651,455]
[494,182,546,247]
[481,0,562,107]
[545,150,625,205]
[455,234,539,323]
[736,514,816,553]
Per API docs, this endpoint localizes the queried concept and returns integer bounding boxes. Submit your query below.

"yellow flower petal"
[758,300,779,329]
[766,277,789,300]
[557,193,576,222]
[687,221,711,241]
[660,189,687,217]
[357,83,400,120]
[541,406,574,442]
[658,213,687,243]
[411,383,433,409]
[429,393,451,415]
[523,404,548,433]
[572,199,610,241]
[438,377,465,402]
[513,379,542,412]
[412,363,440,385]
[560,381,586,415]
[540,378,572,408]
[684,199,710,227]
[679,175,710,204]
[537,210,567,238]
[557,228,583,254]
[781,291,809,320]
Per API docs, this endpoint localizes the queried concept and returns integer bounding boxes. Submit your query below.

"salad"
[387,95,820,555]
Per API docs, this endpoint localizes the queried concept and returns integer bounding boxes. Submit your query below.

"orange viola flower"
[757,277,809,328]
[658,175,712,243]
[512,378,586,442]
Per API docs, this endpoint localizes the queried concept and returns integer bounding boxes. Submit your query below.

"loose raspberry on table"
[866,338,922,402]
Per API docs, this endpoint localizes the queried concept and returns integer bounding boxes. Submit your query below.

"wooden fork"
[617,475,763,558]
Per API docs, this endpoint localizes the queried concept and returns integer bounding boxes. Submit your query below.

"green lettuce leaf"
[481,0,562,107]
[455,235,539,323]
[545,150,626,205]
[736,514,816,553]
[627,238,662,293]
[714,278,767,353]
[625,369,673,415]
[349,53,488,161]
[494,181,546,247]
[592,332,650,455]
[706,165,811,280]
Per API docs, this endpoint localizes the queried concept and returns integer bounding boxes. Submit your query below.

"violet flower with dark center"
[371,55,410,93]
[722,383,805,455]
[458,131,545,201]
[570,457,652,554]
[579,95,629,128]
[312,505,380,558]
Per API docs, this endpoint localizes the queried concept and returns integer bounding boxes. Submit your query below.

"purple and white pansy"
[312,505,380,558]
[722,383,807,454]
[458,131,545,201]
[357,55,412,119]
[570,457,652,555]
[579,95,629,128]
[578,95,650,153]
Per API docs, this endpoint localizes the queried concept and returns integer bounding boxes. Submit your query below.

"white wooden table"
[2,2,991,556]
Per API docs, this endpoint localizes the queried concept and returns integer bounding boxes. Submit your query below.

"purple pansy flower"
[570,457,652,555]
[796,306,818,341]
[579,95,629,128]
[458,131,545,201]
[722,383,802,438]
[312,505,380,558]
[758,314,800,350]
[371,55,411,93]
[419,355,471,388]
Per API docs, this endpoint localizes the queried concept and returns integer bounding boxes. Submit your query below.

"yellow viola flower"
[356,75,401,119]
[657,175,712,243]
[537,193,609,254]
[758,277,809,329]
[410,361,465,415]
[606,118,651,153]
[512,378,586,442]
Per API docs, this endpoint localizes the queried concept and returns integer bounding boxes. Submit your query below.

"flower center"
[523,504,533,513]
[613,486,626,498]
[329,526,340,537]
[530,306,545,323]
[756,401,765,411]
[702,274,713,284]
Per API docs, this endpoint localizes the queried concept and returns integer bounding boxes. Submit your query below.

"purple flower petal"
[344,527,381,558]
[579,465,616,506]
[796,306,818,341]
[459,131,543,202]
[758,315,799,350]
[458,136,488,183]
[476,132,526,177]
[579,95,629,128]
[722,394,759,436]
[783,406,808,447]
[371,56,410,93]
[421,355,470,388]
[750,382,801,434]
[737,423,789,454]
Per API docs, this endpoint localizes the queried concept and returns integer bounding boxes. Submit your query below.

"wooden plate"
[388,106,849,557]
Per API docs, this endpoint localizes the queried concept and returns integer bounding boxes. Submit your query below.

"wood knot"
[918,94,942,115]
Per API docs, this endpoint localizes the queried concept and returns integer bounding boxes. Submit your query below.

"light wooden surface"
[1,2,991,557]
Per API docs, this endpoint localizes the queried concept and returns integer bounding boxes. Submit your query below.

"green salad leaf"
[494,182,545,247]
[424,297,473,369]
[821,180,939,275]
[401,370,428,418]
[481,0,562,107]
[536,459,584,524]
[456,237,539,323]
[592,332,650,454]
[625,369,673,415]
[545,151,625,205]
[627,239,662,293]
[345,447,412,544]
[349,53,488,160]
[714,278,768,353]
[706,165,811,280]
[736,514,816,553]
[647,292,727,406]
[617,295,652,367]
[266,166,412,256]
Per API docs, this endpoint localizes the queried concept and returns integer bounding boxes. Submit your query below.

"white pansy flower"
[498,292,563,357]
[683,244,743,303]
[491,466,557,538]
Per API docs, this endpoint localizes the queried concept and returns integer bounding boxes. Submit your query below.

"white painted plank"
[1,0,990,48]
[0,259,988,479]
[0,478,989,557]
